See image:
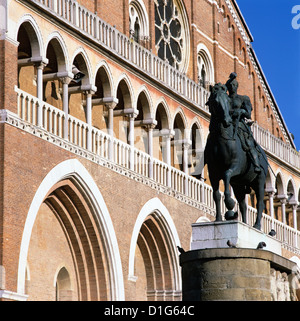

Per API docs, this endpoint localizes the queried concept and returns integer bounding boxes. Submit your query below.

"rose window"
[155,0,188,71]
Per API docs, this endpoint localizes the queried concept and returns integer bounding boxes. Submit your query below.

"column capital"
[144,123,157,131]
[267,190,276,198]
[81,84,97,96]
[277,194,288,203]
[289,201,299,209]
[142,118,157,131]
[265,187,276,195]
[103,96,119,109]
[60,76,73,85]
[31,56,49,69]
[279,198,288,205]
[58,71,74,85]
[183,139,192,149]
[160,129,175,138]
[125,108,139,118]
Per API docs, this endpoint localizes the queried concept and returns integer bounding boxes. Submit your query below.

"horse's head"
[206,83,232,128]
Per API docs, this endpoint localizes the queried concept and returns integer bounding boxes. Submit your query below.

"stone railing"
[29,0,210,113]
[252,123,300,170]
[14,87,300,254]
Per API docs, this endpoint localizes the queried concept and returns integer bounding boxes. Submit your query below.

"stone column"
[183,139,192,195]
[128,112,138,170]
[104,97,118,161]
[278,195,288,242]
[32,58,48,127]
[183,139,192,175]
[36,61,47,101]
[290,203,299,247]
[267,190,276,229]
[82,85,96,151]
[60,76,73,140]
[292,204,298,232]
[161,130,172,166]
[144,122,157,179]
[161,129,174,187]
[280,197,287,225]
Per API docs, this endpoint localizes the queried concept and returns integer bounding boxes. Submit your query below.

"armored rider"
[225,72,261,173]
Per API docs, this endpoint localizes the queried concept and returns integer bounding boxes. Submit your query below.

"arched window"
[55,267,73,301]
[197,44,214,89]
[129,0,149,47]
[154,0,190,71]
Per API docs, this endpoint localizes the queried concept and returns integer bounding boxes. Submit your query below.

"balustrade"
[252,123,300,169]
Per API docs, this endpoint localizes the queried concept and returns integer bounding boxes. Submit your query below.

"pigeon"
[177,246,185,254]
[268,229,276,237]
[256,241,266,249]
[227,240,236,248]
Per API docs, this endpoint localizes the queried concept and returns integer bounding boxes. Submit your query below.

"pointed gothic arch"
[17,159,125,301]
[197,43,215,88]
[128,198,181,301]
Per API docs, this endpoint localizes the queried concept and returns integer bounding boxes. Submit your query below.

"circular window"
[155,0,189,71]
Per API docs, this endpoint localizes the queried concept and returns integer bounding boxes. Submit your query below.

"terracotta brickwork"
[0,0,299,301]
[0,39,18,114]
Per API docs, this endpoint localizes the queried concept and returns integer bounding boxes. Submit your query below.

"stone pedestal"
[180,221,298,301]
[191,221,282,255]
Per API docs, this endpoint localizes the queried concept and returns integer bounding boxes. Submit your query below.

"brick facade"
[0,0,299,301]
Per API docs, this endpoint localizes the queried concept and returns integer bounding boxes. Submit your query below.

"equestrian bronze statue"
[199,72,269,230]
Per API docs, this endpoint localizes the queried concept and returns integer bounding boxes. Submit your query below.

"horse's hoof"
[225,210,238,221]
[253,223,261,230]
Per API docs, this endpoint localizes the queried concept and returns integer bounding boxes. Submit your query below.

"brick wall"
[0,39,18,114]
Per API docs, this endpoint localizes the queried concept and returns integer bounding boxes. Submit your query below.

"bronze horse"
[201,82,268,230]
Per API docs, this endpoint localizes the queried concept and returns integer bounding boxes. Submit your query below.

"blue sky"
[235,0,300,149]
